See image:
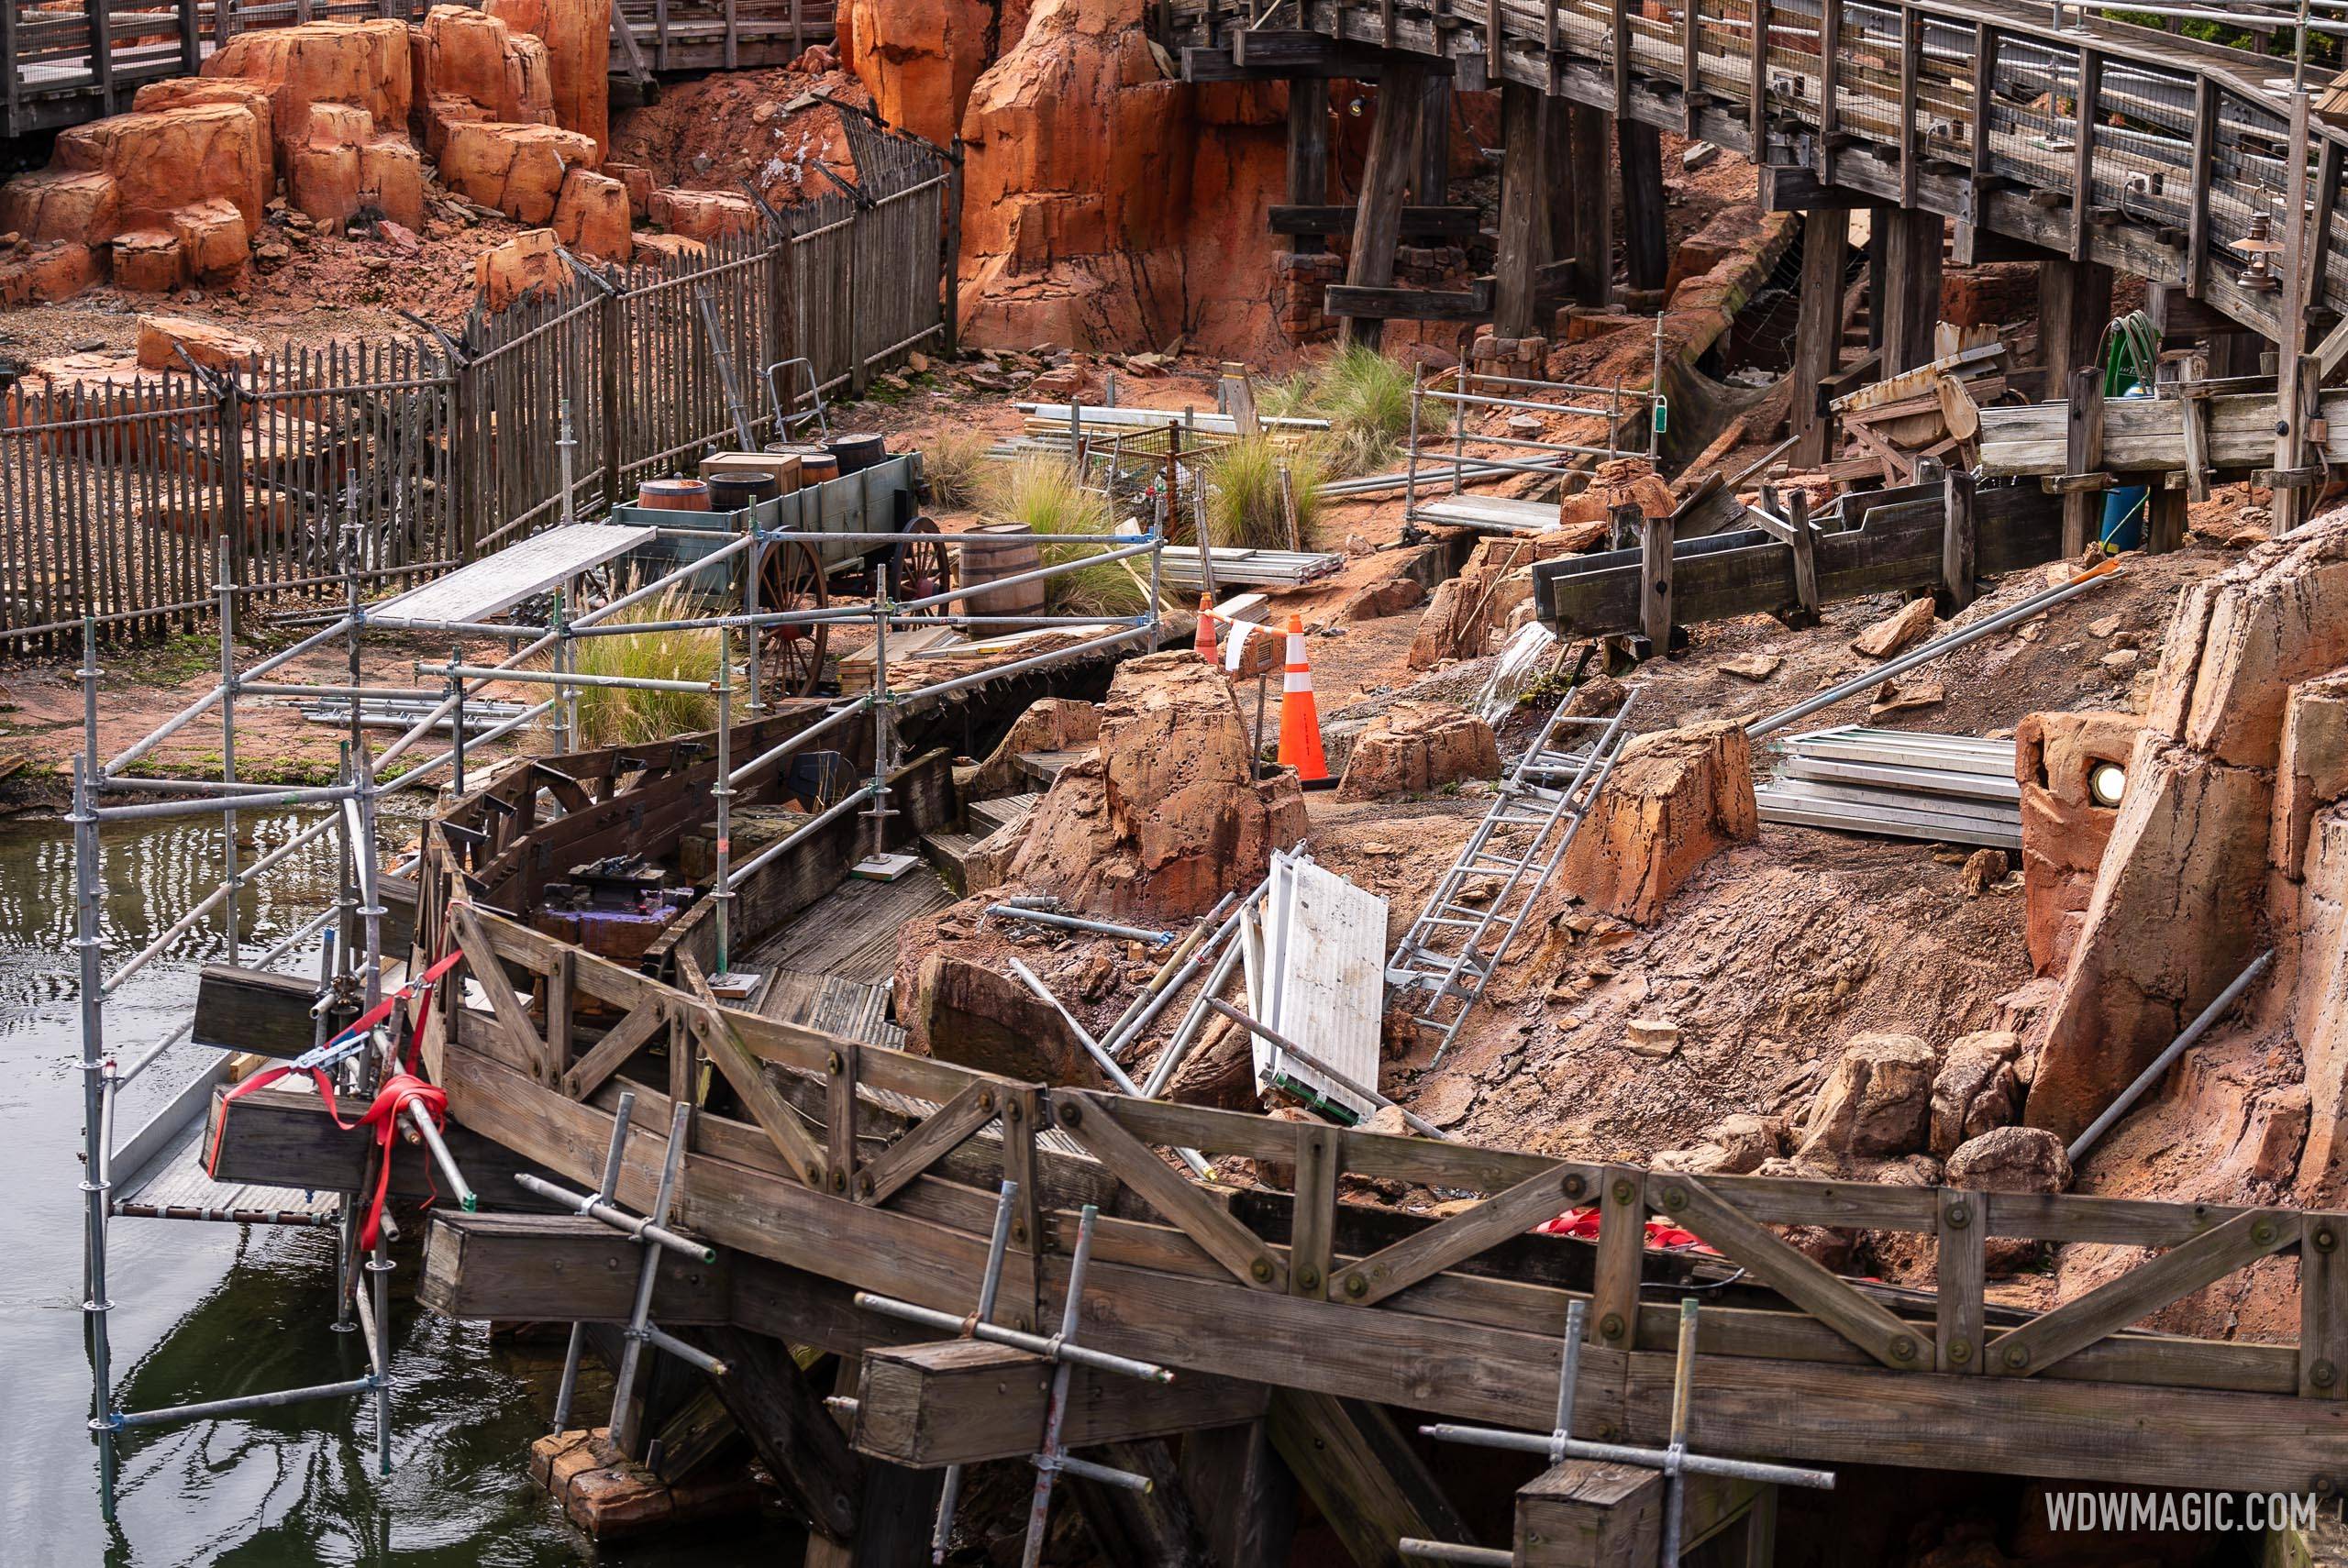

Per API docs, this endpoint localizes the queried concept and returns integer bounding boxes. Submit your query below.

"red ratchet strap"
[1534,1206,1716,1254]
[206,947,467,1180]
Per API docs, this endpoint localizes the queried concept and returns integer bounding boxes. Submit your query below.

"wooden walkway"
[1168,0,2347,349]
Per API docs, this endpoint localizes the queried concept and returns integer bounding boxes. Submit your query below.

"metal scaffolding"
[72,485,1166,1521]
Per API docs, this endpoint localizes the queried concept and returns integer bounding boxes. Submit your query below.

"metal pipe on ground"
[1204,999,1452,1140]
[1746,561,2121,740]
[2067,949,2276,1165]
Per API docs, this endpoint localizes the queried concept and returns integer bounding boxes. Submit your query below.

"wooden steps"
[968,791,1042,839]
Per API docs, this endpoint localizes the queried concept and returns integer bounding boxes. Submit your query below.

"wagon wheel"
[758,540,830,701]
[887,516,952,606]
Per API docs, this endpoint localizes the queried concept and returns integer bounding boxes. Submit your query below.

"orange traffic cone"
[1194,593,1217,662]
[1276,613,1329,783]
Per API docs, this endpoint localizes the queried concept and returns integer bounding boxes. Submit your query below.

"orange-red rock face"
[483,0,613,156]
[441,122,601,224]
[203,18,414,147]
[948,0,1289,359]
[842,0,994,149]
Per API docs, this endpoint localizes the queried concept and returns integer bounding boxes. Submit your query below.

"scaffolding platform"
[365,523,658,629]
[109,1057,339,1227]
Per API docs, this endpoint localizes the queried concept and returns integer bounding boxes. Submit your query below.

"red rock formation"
[2014,710,2140,975]
[202,18,414,146]
[951,0,1288,358]
[1335,701,1500,801]
[1560,720,1758,924]
[842,0,993,149]
[1003,651,1308,919]
[415,5,556,155]
[474,226,572,309]
[137,315,263,374]
[648,188,758,243]
[441,122,599,223]
[484,0,613,156]
[553,167,632,262]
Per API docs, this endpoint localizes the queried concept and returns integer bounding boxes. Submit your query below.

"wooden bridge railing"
[415,861,2348,1494]
[1174,0,2348,350]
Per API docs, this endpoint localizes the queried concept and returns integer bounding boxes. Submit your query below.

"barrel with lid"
[637,478,712,511]
[825,433,888,475]
[706,472,779,513]
[956,522,1045,619]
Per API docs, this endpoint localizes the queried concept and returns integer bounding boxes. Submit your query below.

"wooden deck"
[1168,0,2348,348]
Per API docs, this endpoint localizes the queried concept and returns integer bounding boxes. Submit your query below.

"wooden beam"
[1514,1460,1767,1566]
[205,1083,519,1199]
[1412,69,1451,205]
[1285,78,1332,254]
[420,1211,733,1322]
[1343,58,1430,348]
[1789,206,1850,468]
[191,964,346,1058]
[693,1325,864,1541]
[850,1338,1268,1466]
[1324,282,1493,322]
[1567,104,1613,309]
[1269,204,1481,239]
[2041,257,2116,408]
[1878,206,1944,375]
[1493,82,1551,339]
[1619,118,1668,293]
[1180,1419,1299,1568]
[1067,1439,1213,1567]
[806,1357,942,1568]
[2062,364,2105,558]
[1329,1161,1578,1307]
[1268,1391,1473,1568]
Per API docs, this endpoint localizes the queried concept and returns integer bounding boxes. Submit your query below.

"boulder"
[0,240,102,305]
[648,187,759,244]
[603,158,655,219]
[966,697,1102,797]
[1852,595,1938,659]
[440,122,597,223]
[908,950,1102,1084]
[57,101,271,228]
[127,78,278,171]
[484,0,612,155]
[360,138,427,229]
[286,103,373,225]
[2014,709,2139,974]
[1407,534,1584,668]
[136,315,261,376]
[415,6,555,151]
[1003,651,1308,920]
[474,226,572,309]
[1944,1126,2071,1273]
[2273,672,2348,882]
[1558,720,1757,924]
[1556,456,1677,533]
[0,170,119,246]
[1335,701,1500,801]
[202,18,414,147]
[552,166,631,262]
[1653,1113,1783,1176]
[631,232,708,268]
[1798,1032,1938,1161]
[1929,1030,2023,1156]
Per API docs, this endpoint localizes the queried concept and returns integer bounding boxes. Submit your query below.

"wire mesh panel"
[2210,90,2292,286]
[1696,0,1756,110]
[1763,0,1821,136]
[1834,0,1901,153]
[2088,59,2196,235]
[1915,17,1973,171]
[1983,34,2077,197]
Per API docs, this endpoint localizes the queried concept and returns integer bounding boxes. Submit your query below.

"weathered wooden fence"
[0,127,951,645]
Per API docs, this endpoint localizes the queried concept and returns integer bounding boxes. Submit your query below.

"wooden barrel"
[825,433,888,475]
[957,522,1046,619]
[706,472,777,513]
[637,478,711,511]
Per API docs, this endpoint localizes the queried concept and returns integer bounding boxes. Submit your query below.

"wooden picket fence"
[0,123,951,647]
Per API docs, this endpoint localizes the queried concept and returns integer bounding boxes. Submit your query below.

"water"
[0,812,788,1566]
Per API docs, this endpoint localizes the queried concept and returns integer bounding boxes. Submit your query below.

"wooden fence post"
[600,288,625,512]
[1941,463,1976,609]
[1634,503,1672,652]
[2062,364,2105,559]
[944,138,964,358]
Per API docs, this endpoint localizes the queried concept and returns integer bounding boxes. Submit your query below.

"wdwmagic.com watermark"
[2043,1490,2326,1533]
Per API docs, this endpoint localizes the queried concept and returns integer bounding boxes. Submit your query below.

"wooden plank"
[1986,1209,2300,1378]
[851,1338,1268,1465]
[561,998,671,1103]
[455,902,551,1081]
[1064,1093,1287,1291]
[1290,1123,1339,1300]
[419,1210,734,1323]
[2301,1214,2348,1399]
[691,967,830,1188]
[856,1081,1000,1207]
[1935,1188,1985,1375]
[1590,1167,1644,1353]
[1652,1172,1933,1370]
[1267,1391,1472,1568]
[1329,1161,1578,1307]
[1268,204,1480,238]
[1181,1419,1298,1568]
[1324,282,1493,321]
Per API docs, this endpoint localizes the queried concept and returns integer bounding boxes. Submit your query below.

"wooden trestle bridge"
[335,704,2348,1566]
[1168,0,2348,525]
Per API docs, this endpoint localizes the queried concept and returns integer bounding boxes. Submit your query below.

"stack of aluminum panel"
[1755,726,2020,849]
[1159,547,1345,590]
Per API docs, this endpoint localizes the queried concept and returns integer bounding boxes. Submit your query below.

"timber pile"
[1826,341,2005,487]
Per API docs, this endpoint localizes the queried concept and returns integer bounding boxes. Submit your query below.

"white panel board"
[368,523,658,628]
[1253,855,1387,1121]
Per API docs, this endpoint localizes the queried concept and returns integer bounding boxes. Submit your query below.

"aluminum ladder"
[1384,689,1640,1062]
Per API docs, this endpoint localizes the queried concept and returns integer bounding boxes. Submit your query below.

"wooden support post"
[2276,90,2317,535]
[1412,72,1451,204]
[1341,60,1430,348]
[1267,1392,1472,1568]
[1748,0,1773,160]
[1878,206,1944,375]
[1567,104,1613,310]
[942,141,963,358]
[1067,1440,1213,1568]
[1619,119,1668,294]
[850,1340,1268,1465]
[1514,1461,1767,1566]
[696,1326,863,1543]
[1789,205,1851,467]
[1934,1189,1985,1375]
[2070,49,2100,263]
[2145,483,2187,557]
[2303,1213,2348,1398]
[1590,1166,1645,1355]
[2039,257,2114,405]
[807,1358,943,1568]
[1786,490,1820,626]
[2063,364,2105,558]
[1941,464,1977,610]
[1288,77,1332,255]
[1865,211,1888,357]
[1180,1419,1300,1568]
[1493,83,1551,340]
[1637,505,1673,651]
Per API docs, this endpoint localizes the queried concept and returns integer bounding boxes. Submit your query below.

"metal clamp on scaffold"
[1410,1297,1835,1565]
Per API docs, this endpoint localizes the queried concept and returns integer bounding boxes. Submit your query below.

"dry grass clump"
[922,425,991,510]
[560,583,719,748]
[1204,434,1329,551]
[981,455,1145,617]
[1261,342,1418,476]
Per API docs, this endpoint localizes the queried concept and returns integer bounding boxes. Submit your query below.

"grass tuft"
[981,455,1144,617]
[558,583,719,750]
[1205,434,1328,551]
[1262,343,1419,477]
[923,425,991,511]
